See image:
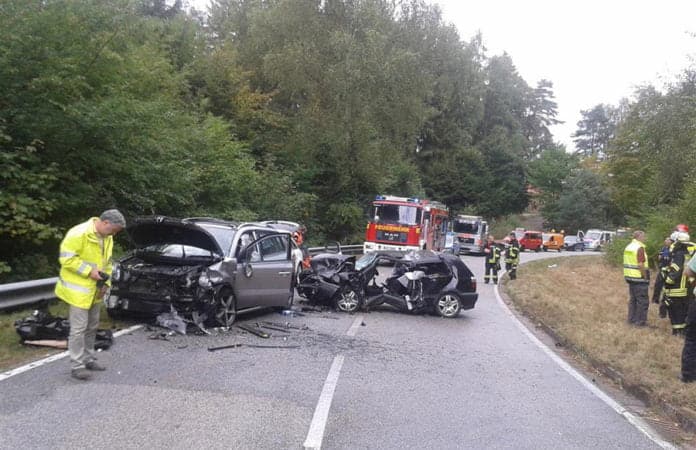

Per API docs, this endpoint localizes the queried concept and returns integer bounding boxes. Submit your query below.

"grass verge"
[502,255,696,425]
[0,301,131,372]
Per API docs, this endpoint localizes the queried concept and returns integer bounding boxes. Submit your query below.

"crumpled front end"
[107,256,211,316]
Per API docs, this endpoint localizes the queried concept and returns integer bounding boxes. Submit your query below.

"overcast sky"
[435,0,696,151]
[189,0,696,151]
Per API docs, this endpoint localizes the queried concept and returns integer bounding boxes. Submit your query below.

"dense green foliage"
[1,0,562,281]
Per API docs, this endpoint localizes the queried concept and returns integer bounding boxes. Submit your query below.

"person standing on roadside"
[661,231,695,335]
[54,209,125,380]
[504,232,520,280]
[680,252,696,382]
[483,235,501,284]
[623,230,650,326]
[654,237,674,317]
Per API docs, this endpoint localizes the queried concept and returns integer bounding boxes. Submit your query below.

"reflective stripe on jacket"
[487,246,501,264]
[623,239,648,283]
[664,242,696,297]
[505,243,520,264]
[54,218,114,309]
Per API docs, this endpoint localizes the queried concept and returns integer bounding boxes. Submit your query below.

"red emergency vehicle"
[363,195,449,254]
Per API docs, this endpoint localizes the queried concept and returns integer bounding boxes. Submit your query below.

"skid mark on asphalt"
[303,314,363,449]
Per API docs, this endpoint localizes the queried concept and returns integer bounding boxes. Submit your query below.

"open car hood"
[127,217,224,255]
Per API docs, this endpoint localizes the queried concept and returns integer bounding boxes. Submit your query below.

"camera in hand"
[96,271,110,288]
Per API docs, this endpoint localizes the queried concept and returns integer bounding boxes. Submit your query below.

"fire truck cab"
[363,195,449,255]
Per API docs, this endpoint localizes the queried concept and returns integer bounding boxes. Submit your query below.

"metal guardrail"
[0,244,364,311]
[0,277,59,312]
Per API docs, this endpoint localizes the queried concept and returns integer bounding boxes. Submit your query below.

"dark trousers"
[627,281,649,326]
[682,298,696,380]
[505,262,517,280]
[652,274,665,304]
[665,296,689,334]
[484,262,498,284]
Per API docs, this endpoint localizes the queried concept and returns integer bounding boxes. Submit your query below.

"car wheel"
[215,292,237,327]
[579,245,584,252]
[520,245,525,252]
[434,292,462,318]
[542,246,547,252]
[333,286,361,313]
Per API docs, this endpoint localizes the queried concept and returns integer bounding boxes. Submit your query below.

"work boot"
[86,361,106,371]
[71,368,91,380]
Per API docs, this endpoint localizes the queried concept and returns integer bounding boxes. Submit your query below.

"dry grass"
[0,302,129,371]
[505,256,696,410]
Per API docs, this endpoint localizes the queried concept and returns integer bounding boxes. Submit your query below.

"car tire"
[333,286,361,313]
[215,291,237,327]
[433,292,462,318]
[579,245,584,252]
[542,246,547,252]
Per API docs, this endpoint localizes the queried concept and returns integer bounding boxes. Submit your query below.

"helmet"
[676,231,690,242]
[676,224,689,232]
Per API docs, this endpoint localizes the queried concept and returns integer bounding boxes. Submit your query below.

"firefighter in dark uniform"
[661,231,695,335]
[505,232,520,280]
[483,235,501,284]
[653,236,673,317]
[681,250,696,382]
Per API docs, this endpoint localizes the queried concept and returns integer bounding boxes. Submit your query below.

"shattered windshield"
[198,224,235,255]
[356,252,379,270]
[453,221,479,233]
[374,204,421,225]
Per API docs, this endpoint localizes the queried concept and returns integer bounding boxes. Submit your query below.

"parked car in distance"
[541,232,564,252]
[583,229,615,251]
[564,235,585,251]
[106,216,297,327]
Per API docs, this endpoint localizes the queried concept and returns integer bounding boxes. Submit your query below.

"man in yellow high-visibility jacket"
[55,209,125,380]
[623,230,650,326]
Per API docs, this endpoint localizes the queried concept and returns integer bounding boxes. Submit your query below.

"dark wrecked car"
[299,250,478,318]
[106,217,296,327]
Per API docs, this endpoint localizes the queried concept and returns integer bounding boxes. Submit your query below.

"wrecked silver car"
[106,217,296,327]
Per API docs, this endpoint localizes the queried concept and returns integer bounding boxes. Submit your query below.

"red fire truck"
[363,195,450,254]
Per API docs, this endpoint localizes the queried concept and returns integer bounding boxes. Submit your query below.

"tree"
[572,104,617,158]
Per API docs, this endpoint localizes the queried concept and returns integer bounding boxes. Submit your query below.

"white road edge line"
[494,272,676,450]
[303,354,345,450]
[0,324,143,383]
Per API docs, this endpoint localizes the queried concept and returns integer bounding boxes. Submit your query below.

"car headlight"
[111,262,121,283]
[198,269,223,289]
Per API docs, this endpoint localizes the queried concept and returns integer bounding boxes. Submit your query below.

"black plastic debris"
[15,310,113,349]
[207,343,300,352]
[208,343,243,352]
[261,321,309,331]
[236,323,270,338]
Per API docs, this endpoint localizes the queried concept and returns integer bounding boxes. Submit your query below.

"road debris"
[261,321,309,331]
[236,323,270,338]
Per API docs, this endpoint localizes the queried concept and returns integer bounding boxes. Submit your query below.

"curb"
[499,274,696,434]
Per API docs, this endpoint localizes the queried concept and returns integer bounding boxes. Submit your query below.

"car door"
[234,233,293,309]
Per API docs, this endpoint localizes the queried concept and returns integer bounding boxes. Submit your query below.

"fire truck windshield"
[374,204,421,225]
[453,221,479,233]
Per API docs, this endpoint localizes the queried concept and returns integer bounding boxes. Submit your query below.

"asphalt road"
[0,249,670,449]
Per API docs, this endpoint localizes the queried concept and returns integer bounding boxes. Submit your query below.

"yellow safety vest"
[54,218,114,309]
[623,239,648,283]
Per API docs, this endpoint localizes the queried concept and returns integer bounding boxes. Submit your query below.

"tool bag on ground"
[14,310,114,349]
